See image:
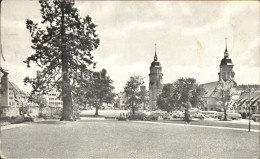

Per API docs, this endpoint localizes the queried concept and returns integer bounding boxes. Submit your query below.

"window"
[9,102,12,106]
[9,97,13,99]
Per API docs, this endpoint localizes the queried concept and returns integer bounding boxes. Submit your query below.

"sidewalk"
[134,120,260,133]
[155,118,260,131]
[1,123,28,131]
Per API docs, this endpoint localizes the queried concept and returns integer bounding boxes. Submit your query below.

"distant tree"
[214,79,234,120]
[24,0,100,121]
[137,88,149,110]
[173,78,205,110]
[124,75,144,115]
[104,91,116,107]
[28,94,47,116]
[73,69,115,116]
[157,83,175,113]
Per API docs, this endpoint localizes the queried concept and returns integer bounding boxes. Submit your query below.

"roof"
[200,81,219,97]
[236,92,260,107]
[9,81,21,92]
[150,61,161,67]
[236,85,260,91]
[220,57,233,66]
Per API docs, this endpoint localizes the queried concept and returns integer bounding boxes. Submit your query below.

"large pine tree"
[24,0,100,121]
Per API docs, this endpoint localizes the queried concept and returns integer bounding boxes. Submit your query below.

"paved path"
[134,121,260,133]
[1,123,28,131]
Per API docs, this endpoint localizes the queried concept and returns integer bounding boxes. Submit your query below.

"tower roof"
[151,43,161,67]
[220,38,233,66]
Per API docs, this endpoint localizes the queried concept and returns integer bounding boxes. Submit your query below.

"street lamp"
[245,85,254,132]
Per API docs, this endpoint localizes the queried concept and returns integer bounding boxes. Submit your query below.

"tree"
[24,0,100,121]
[137,88,149,110]
[157,83,175,113]
[157,78,205,113]
[173,78,205,110]
[104,91,116,107]
[124,75,144,115]
[29,94,47,117]
[214,79,234,121]
[73,69,115,116]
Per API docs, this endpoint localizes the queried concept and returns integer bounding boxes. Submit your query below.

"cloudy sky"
[1,1,259,93]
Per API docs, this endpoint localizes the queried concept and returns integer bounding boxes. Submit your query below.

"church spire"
[224,37,229,58]
[154,43,158,61]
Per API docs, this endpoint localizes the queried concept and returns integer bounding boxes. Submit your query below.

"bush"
[117,116,127,121]
[0,117,11,126]
[10,115,24,124]
[129,112,147,120]
[0,116,11,122]
[40,114,48,120]
[147,113,160,121]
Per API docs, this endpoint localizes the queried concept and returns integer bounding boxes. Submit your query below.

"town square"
[0,1,259,158]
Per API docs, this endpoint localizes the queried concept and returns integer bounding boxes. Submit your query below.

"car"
[251,114,260,122]
[192,113,205,119]
[214,112,224,119]
[201,111,218,118]
[24,114,33,121]
[228,113,242,120]
[220,113,241,120]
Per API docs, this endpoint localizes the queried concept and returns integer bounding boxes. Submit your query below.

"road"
[1,120,259,158]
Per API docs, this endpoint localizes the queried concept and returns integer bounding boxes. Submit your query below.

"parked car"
[228,113,242,120]
[24,114,33,122]
[215,112,224,119]
[220,113,241,120]
[251,114,260,122]
[192,113,205,119]
[201,111,218,118]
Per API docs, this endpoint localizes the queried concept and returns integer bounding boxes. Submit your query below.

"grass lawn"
[1,120,259,158]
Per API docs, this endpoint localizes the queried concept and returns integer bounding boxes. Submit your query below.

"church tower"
[218,38,235,82]
[149,44,163,109]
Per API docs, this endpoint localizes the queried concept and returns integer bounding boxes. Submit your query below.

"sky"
[1,1,259,93]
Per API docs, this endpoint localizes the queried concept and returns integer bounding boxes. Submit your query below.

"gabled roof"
[200,81,219,97]
[8,81,21,92]
[236,92,260,107]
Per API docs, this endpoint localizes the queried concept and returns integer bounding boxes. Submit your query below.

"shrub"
[147,113,160,121]
[129,112,147,120]
[0,116,11,122]
[0,117,11,126]
[117,116,127,121]
[10,115,24,124]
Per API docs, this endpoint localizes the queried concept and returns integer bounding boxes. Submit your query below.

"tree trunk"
[95,106,99,116]
[132,105,135,115]
[131,92,135,115]
[224,108,227,121]
[60,1,74,121]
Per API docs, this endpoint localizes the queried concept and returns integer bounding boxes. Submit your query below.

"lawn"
[1,120,259,158]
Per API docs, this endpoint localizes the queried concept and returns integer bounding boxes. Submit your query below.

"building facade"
[149,45,163,109]
[0,72,39,117]
[43,90,63,108]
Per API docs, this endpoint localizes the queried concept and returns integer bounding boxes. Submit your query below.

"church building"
[148,44,163,109]
[201,39,236,111]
